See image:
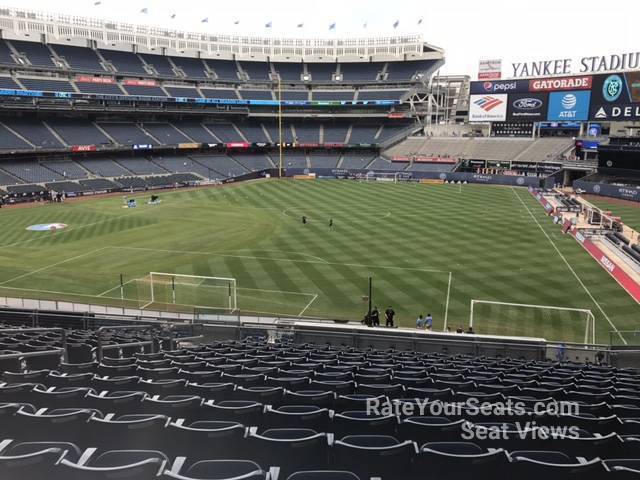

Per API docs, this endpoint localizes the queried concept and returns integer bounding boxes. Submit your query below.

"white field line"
[232,249,329,264]
[0,209,146,250]
[240,287,316,297]
[281,207,392,220]
[298,294,319,317]
[96,276,140,297]
[470,298,594,342]
[443,272,452,332]
[511,187,626,345]
[108,245,451,274]
[0,190,204,251]
[0,247,109,287]
[0,284,130,302]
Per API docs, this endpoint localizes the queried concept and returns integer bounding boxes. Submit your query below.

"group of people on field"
[415,314,434,330]
[361,306,396,328]
[361,307,439,332]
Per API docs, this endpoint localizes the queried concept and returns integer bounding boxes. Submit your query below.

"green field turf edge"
[0,180,638,344]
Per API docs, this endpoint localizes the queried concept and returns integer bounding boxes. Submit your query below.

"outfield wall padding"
[285,168,541,187]
[573,179,640,202]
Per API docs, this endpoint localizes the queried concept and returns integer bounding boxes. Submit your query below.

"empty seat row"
[0,419,638,480]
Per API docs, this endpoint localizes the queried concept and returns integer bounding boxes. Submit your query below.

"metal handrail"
[95,323,204,361]
[96,324,156,362]
[0,347,66,371]
[0,328,68,362]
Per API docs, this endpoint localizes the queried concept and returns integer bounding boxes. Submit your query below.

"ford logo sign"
[513,98,543,110]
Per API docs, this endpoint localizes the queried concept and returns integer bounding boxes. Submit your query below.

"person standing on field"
[370,306,380,327]
[425,314,433,331]
[385,306,395,327]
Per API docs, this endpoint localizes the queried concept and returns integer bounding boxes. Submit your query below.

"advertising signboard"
[547,91,591,121]
[469,94,508,122]
[506,93,548,121]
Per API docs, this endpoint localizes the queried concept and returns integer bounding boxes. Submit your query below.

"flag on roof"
[418,18,423,25]
[201,17,209,23]
[297,22,304,28]
[140,7,148,14]
[170,13,176,19]
[363,21,368,28]
[329,22,336,30]
[393,19,399,28]
[93,1,101,5]
[234,20,240,25]
[265,21,272,28]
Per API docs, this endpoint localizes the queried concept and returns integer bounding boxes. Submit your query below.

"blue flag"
[393,20,399,28]
[265,21,272,28]
[140,7,148,14]
[329,22,336,30]
[201,17,209,23]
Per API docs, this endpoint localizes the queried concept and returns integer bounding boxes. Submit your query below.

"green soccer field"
[0,179,638,344]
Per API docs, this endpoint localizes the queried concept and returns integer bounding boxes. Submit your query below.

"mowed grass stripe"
[0,179,638,343]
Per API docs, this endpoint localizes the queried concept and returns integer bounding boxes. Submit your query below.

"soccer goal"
[469,299,595,344]
[141,272,238,312]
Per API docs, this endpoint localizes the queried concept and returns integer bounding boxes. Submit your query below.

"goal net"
[469,300,595,344]
[136,272,237,312]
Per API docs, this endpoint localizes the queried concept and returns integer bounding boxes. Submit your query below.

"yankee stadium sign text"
[511,52,640,78]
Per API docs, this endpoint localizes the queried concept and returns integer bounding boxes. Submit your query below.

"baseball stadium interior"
[0,4,640,480]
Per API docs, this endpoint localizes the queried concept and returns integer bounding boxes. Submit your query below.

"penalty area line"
[96,276,141,297]
[298,293,319,317]
[0,247,110,287]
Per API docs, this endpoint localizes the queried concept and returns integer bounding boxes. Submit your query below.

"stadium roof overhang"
[0,5,445,64]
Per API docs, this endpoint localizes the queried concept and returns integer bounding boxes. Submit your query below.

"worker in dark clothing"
[329,219,333,230]
[302,216,307,224]
[385,306,395,327]
[370,306,380,327]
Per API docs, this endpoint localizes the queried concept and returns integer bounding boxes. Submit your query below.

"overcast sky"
[4,0,639,76]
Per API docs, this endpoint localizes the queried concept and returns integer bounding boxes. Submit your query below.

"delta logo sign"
[469,94,507,121]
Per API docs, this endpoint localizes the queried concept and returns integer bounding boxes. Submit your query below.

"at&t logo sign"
[562,94,577,110]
